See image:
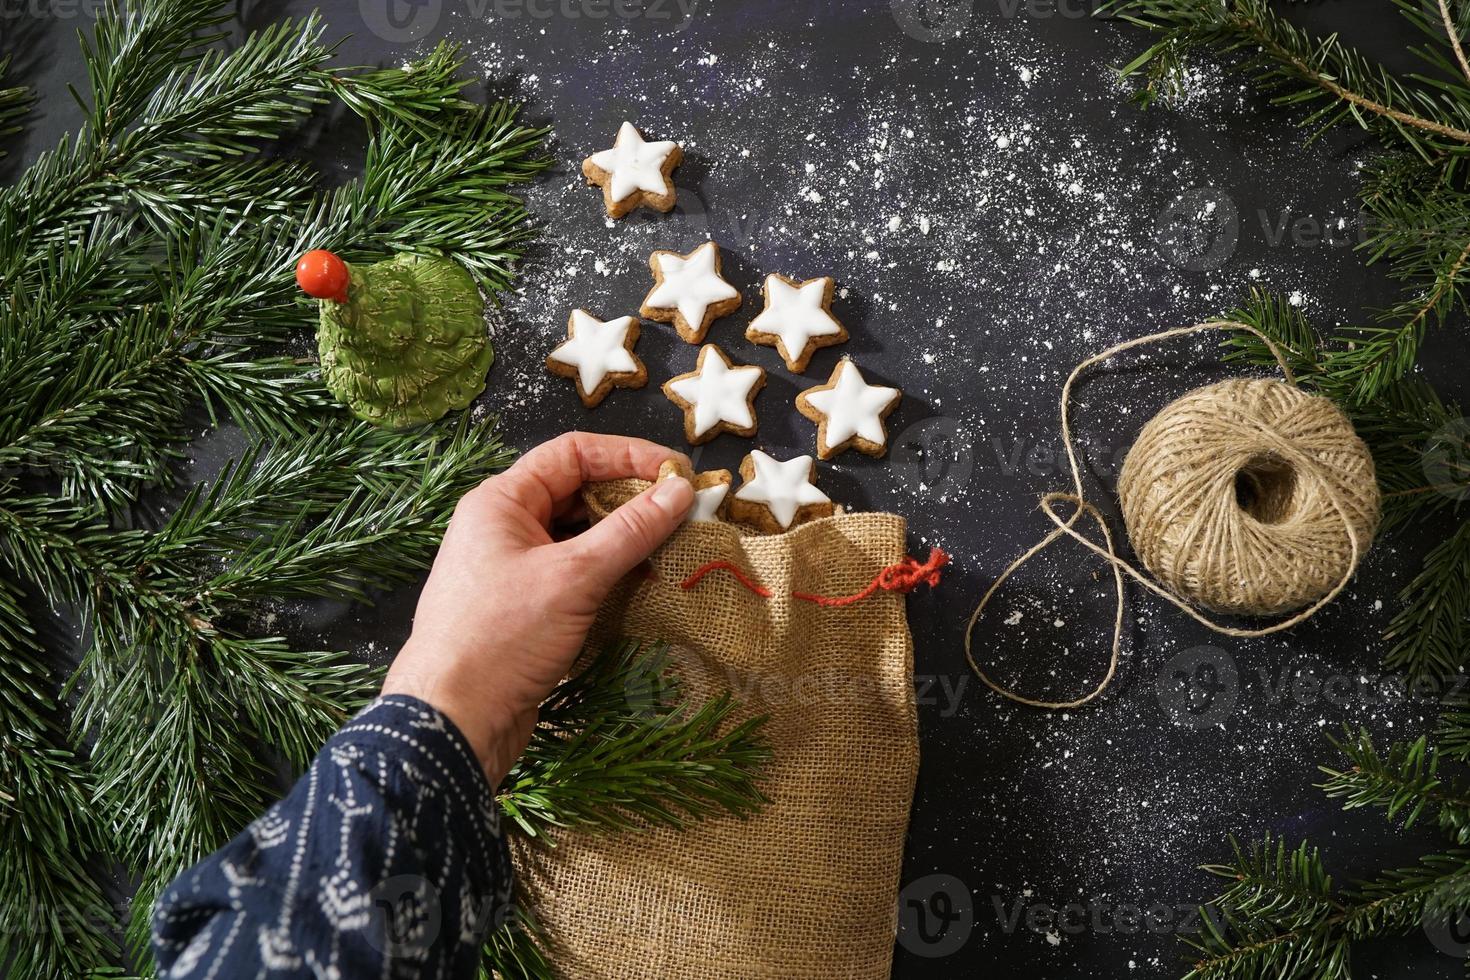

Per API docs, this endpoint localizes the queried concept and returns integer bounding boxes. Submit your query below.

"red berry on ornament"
[296,250,350,303]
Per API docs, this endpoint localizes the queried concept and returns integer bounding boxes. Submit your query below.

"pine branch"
[0,54,32,157]
[1118,4,1470,402]
[0,574,120,977]
[1432,0,1470,86]
[121,16,334,163]
[1320,728,1470,842]
[194,417,514,605]
[1111,0,1470,151]
[481,905,555,980]
[1202,836,1342,932]
[80,0,232,137]
[344,102,551,293]
[79,622,289,960]
[326,41,477,135]
[1221,288,1326,383]
[1438,700,1470,762]
[1383,520,1470,681]
[498,641,771,838]
[1221,291,1470,523]
[1348,381,1466,526]
[1185,834,1469,979]
[1185,836,1350,980]
[487,644,773,975]
[0,0,564,972]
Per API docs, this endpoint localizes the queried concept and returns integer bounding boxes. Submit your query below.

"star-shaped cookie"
[640,242,742,344]
[795,358,903,459]
[729,450,834,533]
[744,274,848,372]
[582,121,683,219]
[661,344,766,445]
[657,458,733,523]
[545,309,646,407]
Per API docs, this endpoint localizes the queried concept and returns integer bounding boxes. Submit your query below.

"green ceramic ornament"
[312,252,491,429]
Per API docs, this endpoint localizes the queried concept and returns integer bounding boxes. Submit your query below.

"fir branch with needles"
[1220,290,1470,682]
[498,641,771,838]
[1181,730,1470,980]
[0,55,30,154]
[1113,0,1470,402]
[0,1,772,975]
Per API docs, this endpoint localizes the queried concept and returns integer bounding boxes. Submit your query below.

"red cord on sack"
[679,548,949,607]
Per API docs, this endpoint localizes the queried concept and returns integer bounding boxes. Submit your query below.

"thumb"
[566,476,694,589]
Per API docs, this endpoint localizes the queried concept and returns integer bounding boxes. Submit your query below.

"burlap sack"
[509,478,923,979]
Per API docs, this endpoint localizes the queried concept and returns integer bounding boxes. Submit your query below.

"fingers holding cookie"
[657,459,733,523]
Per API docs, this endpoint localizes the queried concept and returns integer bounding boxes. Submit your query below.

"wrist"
[382,647,529,785]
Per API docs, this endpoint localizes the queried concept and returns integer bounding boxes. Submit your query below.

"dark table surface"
[15,0,1470,977]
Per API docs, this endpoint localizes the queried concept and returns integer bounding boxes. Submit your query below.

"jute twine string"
[964,321,1379,710]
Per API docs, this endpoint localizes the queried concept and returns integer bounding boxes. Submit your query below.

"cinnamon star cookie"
[662,344,766,445]
[545,309,646,408]
[657,458,733,523]
[729,450,834,533]
[796,358,902,459]
[745,273,848,372]
[640,242,742,344]
[582,121,682,219]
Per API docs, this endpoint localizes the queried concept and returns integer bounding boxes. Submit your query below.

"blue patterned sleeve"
[152,695,513,980]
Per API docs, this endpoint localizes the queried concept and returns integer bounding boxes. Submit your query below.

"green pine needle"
[1383,520,1470,680]
[499,641,772,838]
[481,905,556,980]
[0,55,32,155]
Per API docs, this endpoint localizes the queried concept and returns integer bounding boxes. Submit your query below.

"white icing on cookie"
[587,122,680,204]
[667,348,763,437]
[734,451,830,530]
[691,483,729,522]
[644,243,738,331]
[660,473,728,523]
[748,275,841,364]
[548,311,638,394]
[803,360,901,450]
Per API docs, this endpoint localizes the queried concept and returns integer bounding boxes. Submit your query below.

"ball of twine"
[965,321,1383,711]
[1118,377,1380,617]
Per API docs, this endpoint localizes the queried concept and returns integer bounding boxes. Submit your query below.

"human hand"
[382,432,694,784]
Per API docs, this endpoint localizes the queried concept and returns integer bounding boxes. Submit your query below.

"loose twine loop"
[964,321,1380,710]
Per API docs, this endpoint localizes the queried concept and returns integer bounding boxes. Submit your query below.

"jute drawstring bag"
[509,477,941,979]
